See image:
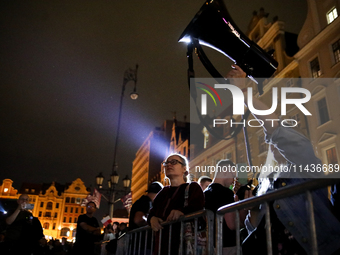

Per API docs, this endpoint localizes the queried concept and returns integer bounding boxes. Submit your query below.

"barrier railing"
[126,209,214,255]
[216,177,340,255]
[126,177,339,255]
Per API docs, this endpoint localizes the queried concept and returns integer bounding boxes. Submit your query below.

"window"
[69,217,72,223]
[45,212,51,217]
[46,202,53,210]
[63,217,66,222]
[326,147,338,164]
[31,189,35,193]
[65,207,68,213]
[56,203,59,209]
[70,207,73,213]
[53,223,56,230]
[60,228,70,237]
[39,211,42,217]
[317,97,330,125]
[71,197,75,203]
[81,208,84,214]
[310,57,321,78]
[66,197,70,203]
[74,217,78,223]
[54,213,58,218]
[327,7,338,24]
[76,198,81,204]
[75,208,79,214]
[40,202,44,207]
[332,39,340,64]
[203,127,209,149]
[25,188,29,193]
[43,223,49,229]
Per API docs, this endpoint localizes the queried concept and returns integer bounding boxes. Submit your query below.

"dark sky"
[0,0,307,193]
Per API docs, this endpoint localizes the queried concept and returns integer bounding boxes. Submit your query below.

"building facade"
[0,178,90,241]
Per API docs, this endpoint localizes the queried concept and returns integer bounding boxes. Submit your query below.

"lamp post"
[95,65,138,218]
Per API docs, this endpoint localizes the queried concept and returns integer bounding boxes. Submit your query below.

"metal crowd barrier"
[216,177,340,255]
[126,209,214,255]
[126,177,339,255]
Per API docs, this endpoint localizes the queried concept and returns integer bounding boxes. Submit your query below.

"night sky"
[0,0,307,194]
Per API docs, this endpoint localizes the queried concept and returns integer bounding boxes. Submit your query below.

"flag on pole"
[101,215,112,227]
[81,188,102,209]
[121,192,132,213]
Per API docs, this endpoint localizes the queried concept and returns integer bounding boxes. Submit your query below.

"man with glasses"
[73,201,102,255]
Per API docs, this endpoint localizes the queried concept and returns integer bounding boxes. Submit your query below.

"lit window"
[4,188,8,193]
[203,127,209,149]
[326,147,338,164]
[317,97,330,125]
[327,7,338,24]
[332,39,340,64]
[310,57,321,78]
[43,223,49,229]
[46,202,53,210]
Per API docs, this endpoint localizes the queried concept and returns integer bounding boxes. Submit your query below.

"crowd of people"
[1,65,340,255]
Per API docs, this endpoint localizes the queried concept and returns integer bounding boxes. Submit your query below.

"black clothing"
[129,195,152,231]
[73,214,100,255]
[128,195,153,254]
[4,210,44,255]
[204,183,236,247]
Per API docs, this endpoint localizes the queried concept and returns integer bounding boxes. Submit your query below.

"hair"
[86,201,97,209]
[213,159,236,180]
[164,153,190,183]
[198,176,212,185]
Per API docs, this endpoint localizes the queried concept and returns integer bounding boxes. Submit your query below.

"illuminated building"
[0,178,90,241]
[131,118,189,202]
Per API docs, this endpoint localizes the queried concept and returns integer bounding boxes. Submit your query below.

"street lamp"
[95,65,138,218]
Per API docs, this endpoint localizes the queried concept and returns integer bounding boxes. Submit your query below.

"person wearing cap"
[128,181,163,231]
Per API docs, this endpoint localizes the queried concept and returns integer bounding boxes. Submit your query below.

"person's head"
[86,201,97,215]
[213,159,236,187]
[198,176,212,191]
[119,222,127,231]
[146,181,163,201]
[162,153,189,184]
[112,222,119,231]
[17,194,29,205]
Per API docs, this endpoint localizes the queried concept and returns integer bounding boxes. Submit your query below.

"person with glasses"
[73,201,102,255]
[147,153,204,255]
